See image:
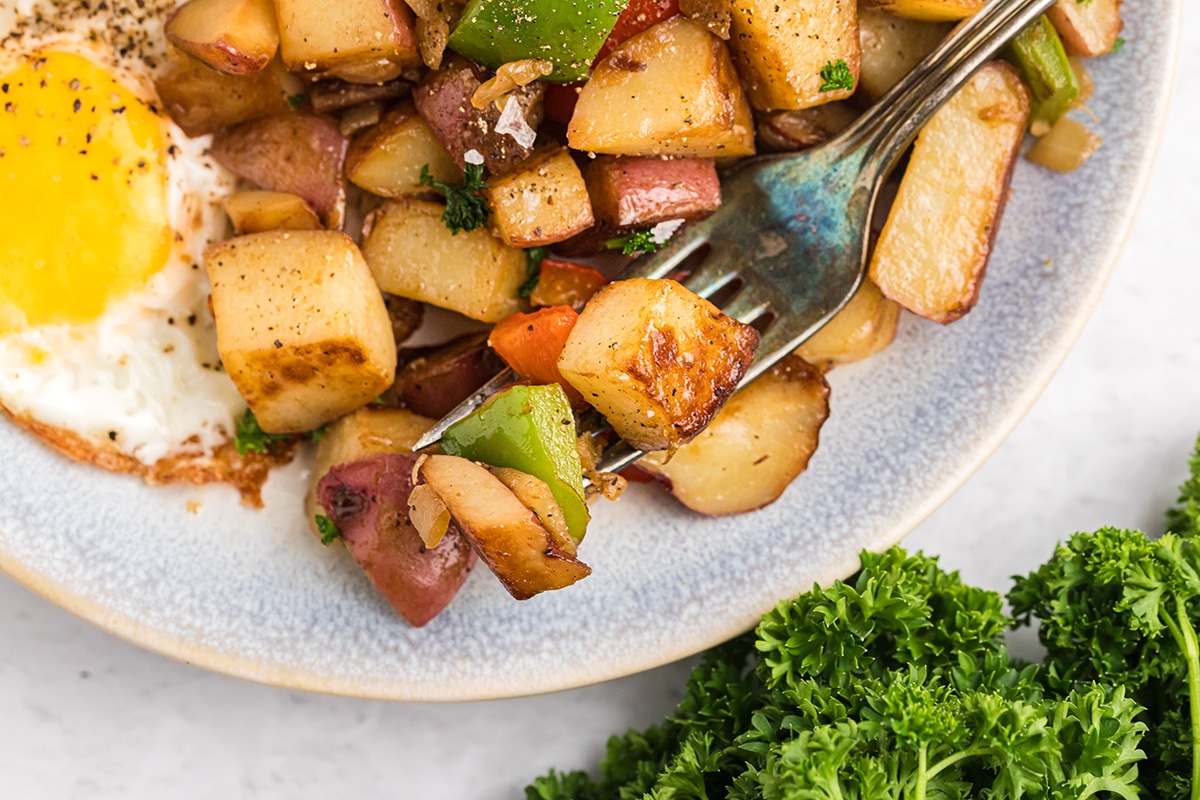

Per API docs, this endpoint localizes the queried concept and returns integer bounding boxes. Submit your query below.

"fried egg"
[0,1,257,485]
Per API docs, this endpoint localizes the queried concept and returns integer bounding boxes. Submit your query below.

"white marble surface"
[3,15,1197,799]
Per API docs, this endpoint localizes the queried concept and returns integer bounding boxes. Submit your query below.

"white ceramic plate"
[0,0,1180,701]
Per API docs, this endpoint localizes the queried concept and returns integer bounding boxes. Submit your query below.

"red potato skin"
[317,453,477,627]
[412,61,545,176]
[391,332,507,419]
[211,113,348,227]
[584,156,722,228]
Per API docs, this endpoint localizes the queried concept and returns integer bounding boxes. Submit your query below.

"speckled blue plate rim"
[0,0,1182,702]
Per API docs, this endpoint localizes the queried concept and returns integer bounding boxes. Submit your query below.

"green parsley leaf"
[234,408,289,456]
[419,162,490,234]
[309,424,328,443]
[518,246,549,299]
[286,93,306,108]
[818,59,855,93]
[606,227,663,256]
[315,515,342,546]
[1166,433,1200,536]
[1111,36,1127,53]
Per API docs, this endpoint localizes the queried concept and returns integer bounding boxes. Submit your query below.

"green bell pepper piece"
[1006,15,1080,135]
[447,0,628,83]
[439,384,590,543]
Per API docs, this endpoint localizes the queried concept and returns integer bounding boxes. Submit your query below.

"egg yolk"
[0,51,170,335]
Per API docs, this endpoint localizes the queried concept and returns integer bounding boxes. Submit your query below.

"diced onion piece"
[1068,57,1095,105]
[408,482,452,548]
[339,101,383,138]
[404,0,462,69]
[488,466,576,556]
[1026,117,1102,173]
[679,0,731,39]
[495,95,539,148]
[472,59,555,110]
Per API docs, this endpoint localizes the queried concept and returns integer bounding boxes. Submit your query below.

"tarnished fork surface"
[414,0,1058,471]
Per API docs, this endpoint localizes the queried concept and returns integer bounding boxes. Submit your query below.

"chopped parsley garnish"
[1111,36,1126,53]
[518,246,549,298]
[818,59,855,93]
[605,227,664,256]
[315,515,342,546]
[234,408,289,456]
[419,163,490,234]
[286,93,306,108]
[309,424,328,443]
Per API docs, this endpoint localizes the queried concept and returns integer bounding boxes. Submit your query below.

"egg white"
[0,0,249,466]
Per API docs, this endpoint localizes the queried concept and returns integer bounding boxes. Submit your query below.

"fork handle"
[844,0,1060,176]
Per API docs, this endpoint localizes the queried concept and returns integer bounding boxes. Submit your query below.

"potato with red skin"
[417,455,591,600]
[165,0,280,76]
[585,156,721,230]
[390,332,507,419]
[413,58,545,176]
[211,114,349,229]
[318,453,477,627]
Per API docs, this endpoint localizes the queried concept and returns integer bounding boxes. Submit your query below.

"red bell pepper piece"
[489,307,588,408]
[529,258,609,310]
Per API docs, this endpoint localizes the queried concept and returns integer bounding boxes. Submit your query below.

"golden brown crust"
[3,407,295,508]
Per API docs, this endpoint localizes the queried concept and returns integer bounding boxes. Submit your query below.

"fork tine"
[411,366,517,451]
[719,274,786,325]
[679,242,744,298]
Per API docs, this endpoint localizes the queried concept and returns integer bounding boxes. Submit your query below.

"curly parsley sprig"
[419,162,490,234]
[605,227,665,256]
[818,59,855,93]
[233,409,290,456]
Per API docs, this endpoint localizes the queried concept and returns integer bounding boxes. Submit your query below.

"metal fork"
[414,0,1058,469]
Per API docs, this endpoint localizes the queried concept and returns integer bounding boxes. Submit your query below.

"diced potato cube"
[861,0,983,22]
[486,147,595,247]
[869,62,1031,324]
[793,278,900,369]
[345,102,459,198]
[584,156,721,229]
[274,0,421,83]
[205,230,397,433]
[1046,0,1123,57]
[856,9,950,105]
[165,0,280,76]
[568,16,755,158]
[153,55,301,138]
[224,191,322,234]
[557,278,759,453]
[640,356,829,515]
[304,406,435,538]
[361,197,527,322]
[718,0,860,110]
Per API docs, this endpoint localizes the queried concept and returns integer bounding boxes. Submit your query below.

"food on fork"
[0,0,1122,622]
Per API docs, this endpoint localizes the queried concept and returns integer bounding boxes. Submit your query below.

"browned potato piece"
[345,102,460,198]
[224,191,322,234]
[717,0,859,110]
[318,453,476,627]
[861,0,983,21]
[304,406,434,537]
[486,147,595,247]
[414,60,545,175]
[211,114,349,229]
[361,198,526,322]
[274,0,421,83]
[558,278,760,453]
[640,356,829,515]
[1047,0,1123,57]
[585,156,721,229]
[793,279,901,369]
[205,230,397,433]
[856,9,951,105]
[869,62,1031,324]
[418,455,591,600]
[165,0,280,76]
[756,104,860,152]
[384,294,424,346]
[153,55,301,137]
[568,17,755,158]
